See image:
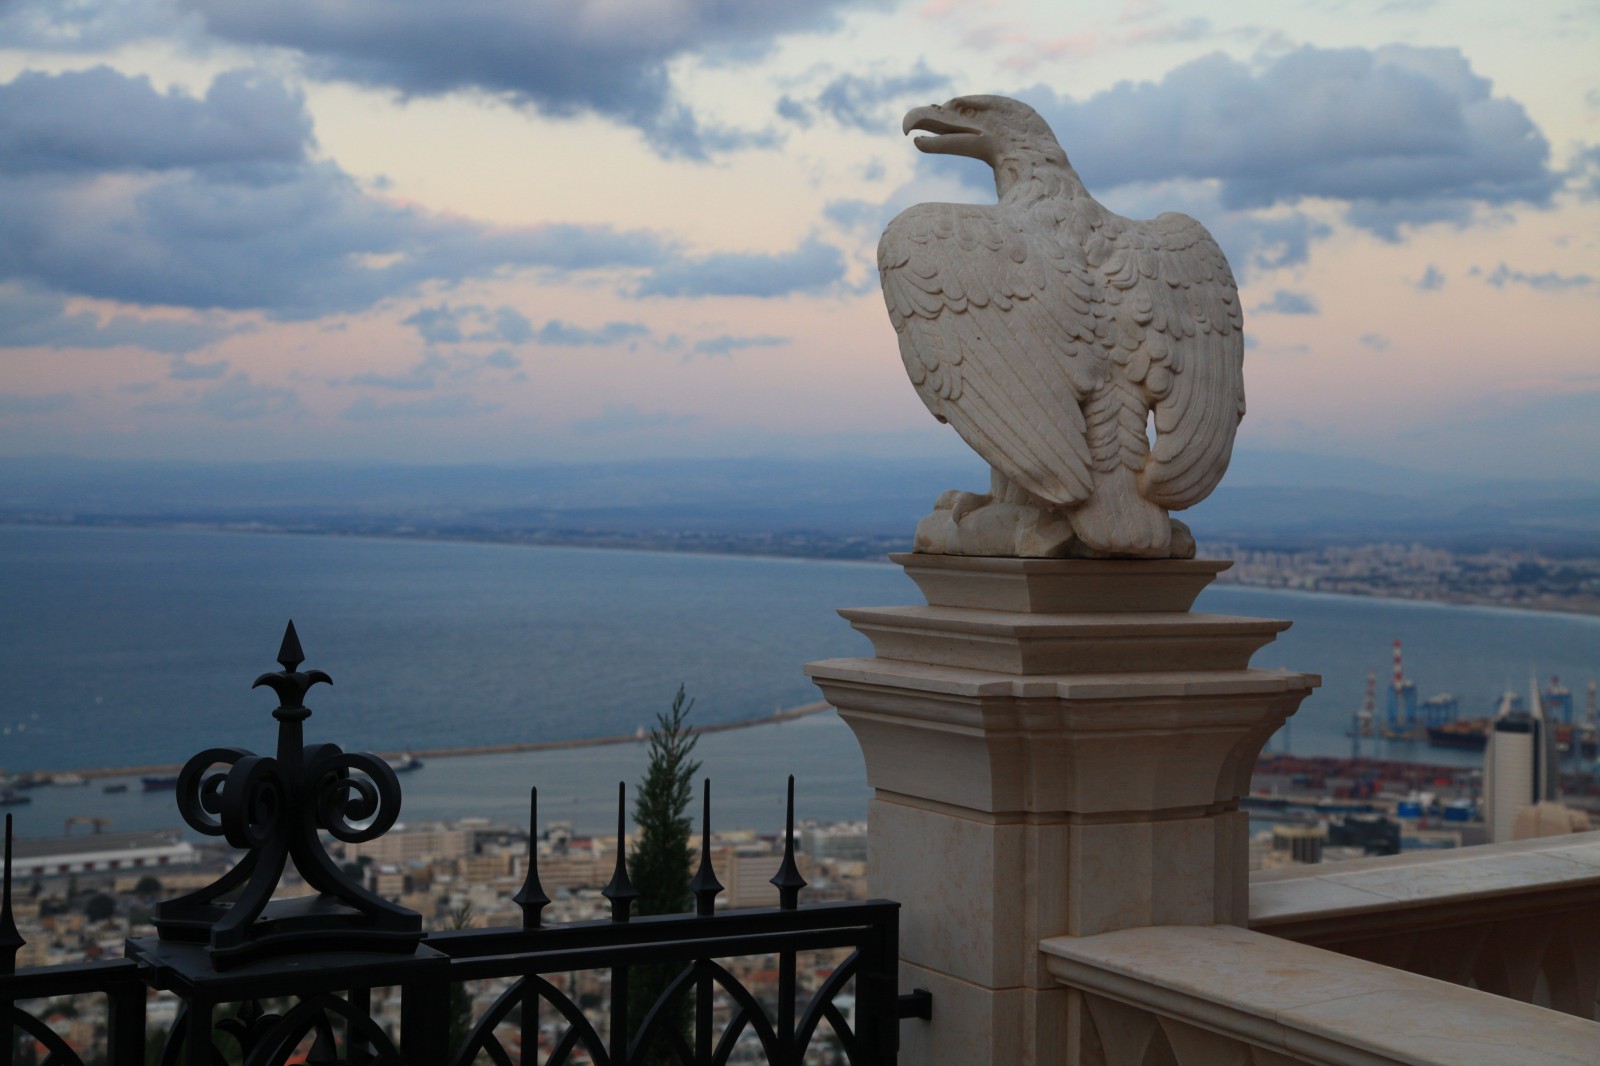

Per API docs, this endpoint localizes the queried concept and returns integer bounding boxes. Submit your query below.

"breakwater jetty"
[6,701,833,784]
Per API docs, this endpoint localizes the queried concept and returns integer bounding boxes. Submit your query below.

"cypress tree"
[628,685,700,1063]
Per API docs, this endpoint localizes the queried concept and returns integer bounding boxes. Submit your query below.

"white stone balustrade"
[1251,830,1600,1019]
[1041,924,1600,1065]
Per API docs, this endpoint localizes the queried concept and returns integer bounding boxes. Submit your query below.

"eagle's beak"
[902,105,982,156]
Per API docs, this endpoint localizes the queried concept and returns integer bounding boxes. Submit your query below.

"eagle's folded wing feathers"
[880,201,1101,505]
[1122,213,1245,508]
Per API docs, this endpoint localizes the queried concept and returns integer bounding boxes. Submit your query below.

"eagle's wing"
[1087,211,1245,509]
[879,201,1105,506]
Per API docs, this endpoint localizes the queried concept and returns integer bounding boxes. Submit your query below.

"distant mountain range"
[3,452,1596,554]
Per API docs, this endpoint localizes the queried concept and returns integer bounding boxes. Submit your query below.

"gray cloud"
[342,393,503,420]
[690,334,790,358]
[347,353,450,392]
[823,198,892,233]
[343,348,523,390]
[642,103,781,159]
[0,68,674,318]
[1340,198,1474,242]
[1215,211,1331,273]
[535,320,652,346]
[403,306,465,344]
[483,308,533,344]
[181,0,871,158]
[137,373,301,421]
[1008,45,1558,235]
[636,237,845,297]
[782,62,952,133]
[0,287,241,353]
[776,96,811,127]
[0,0,183,52]
[1483,263,1597,293]
[0,392,74,415]
[0,67,311,175]
[1572,144,1600,200]
[402,304,536,346]
[1360,333,1390,350]
[1252,290,1320,315]
[571,403,699,436]
[168,355,230,380]
[1414,265,1446,291]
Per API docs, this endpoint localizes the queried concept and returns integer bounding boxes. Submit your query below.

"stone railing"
[1041,924,1600,1065]
[1250,830,1600,1019]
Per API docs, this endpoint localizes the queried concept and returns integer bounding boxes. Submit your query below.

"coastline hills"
[3,453,1597,612]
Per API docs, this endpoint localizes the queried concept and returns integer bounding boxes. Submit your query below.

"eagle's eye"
[957,105,977,118]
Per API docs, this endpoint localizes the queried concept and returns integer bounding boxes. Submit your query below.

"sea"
[3,525,1597,838]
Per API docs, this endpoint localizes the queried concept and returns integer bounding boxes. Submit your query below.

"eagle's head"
[902,95,1057,166]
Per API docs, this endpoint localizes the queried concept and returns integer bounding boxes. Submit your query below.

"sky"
[0,0,1596,481]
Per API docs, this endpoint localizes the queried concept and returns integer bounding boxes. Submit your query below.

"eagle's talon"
[948,491,991,522]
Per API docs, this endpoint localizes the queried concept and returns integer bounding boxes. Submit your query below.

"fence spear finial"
[688,778,723,917]
[513,787,551,929]
[253,620,332,713]
[602,782,638,922]
[770,776,806,911]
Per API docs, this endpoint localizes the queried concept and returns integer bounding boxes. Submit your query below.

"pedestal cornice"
[809,657,1315,817]
[837,606,1290,674]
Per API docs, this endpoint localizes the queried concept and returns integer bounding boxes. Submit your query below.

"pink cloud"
[1119,18,1211,46]
[961,21,1100,71]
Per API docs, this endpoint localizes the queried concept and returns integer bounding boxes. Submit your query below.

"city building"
[9,829,196,880]
[1484,683,1561,842]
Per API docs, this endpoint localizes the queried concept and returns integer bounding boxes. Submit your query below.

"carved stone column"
[806,554,1318,1066]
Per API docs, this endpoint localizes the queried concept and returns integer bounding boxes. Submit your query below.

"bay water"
[3,525,1596,836]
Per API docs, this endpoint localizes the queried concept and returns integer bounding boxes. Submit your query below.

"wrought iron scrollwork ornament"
[153,621,422,968]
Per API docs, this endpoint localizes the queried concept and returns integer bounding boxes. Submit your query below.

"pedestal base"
[806,556,1319,1066]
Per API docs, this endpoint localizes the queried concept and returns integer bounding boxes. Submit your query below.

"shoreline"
[3,518,1596,618]
[10,702,833,784]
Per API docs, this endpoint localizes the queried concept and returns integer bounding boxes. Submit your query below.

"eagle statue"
[879,95,1245,559]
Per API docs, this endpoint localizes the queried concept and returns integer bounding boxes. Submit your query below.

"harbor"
[1346,640,1598,759]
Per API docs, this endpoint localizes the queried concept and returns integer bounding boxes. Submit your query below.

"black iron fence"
[1,625,925,1065]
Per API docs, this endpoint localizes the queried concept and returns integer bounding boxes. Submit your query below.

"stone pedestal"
[805,554,1318,1066]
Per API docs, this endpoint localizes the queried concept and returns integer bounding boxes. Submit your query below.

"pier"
[3,701,833,784]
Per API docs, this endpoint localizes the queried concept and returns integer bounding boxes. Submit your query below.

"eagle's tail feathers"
[1071,466,1170,557]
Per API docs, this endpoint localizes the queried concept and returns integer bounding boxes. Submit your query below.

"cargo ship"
[1426,717,1490,751]
[1422,680,1598,758]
